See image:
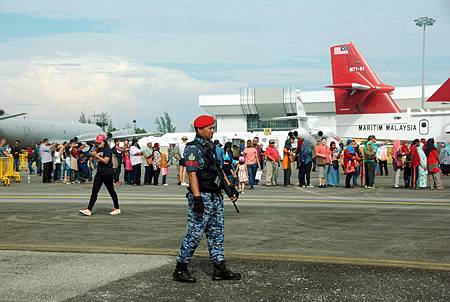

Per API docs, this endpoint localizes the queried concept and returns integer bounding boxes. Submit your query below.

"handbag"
[289,154,296,162]
[255,169,263,181]
[316,156,327,166]
[332,160,339,170]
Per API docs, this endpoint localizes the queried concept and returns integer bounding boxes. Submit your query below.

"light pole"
[414,17,435,109]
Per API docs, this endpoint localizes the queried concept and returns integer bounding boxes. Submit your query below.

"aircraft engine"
[0,109,4,116]
[309,130,324,138]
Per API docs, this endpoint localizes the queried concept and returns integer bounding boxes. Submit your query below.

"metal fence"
[0,157,21,185]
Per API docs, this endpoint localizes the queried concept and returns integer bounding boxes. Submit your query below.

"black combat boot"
[173,262,196,283]
[212,261,242,281]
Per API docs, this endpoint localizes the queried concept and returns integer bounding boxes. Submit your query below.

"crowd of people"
[0,137,170,186]
[212,132,449,191]
[1,133,449,190]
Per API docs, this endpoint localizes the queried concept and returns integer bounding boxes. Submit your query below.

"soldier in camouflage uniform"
[173,115,241,283]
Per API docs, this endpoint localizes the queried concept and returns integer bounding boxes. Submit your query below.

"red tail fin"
[427,77,450,103]
[326,43,401,115]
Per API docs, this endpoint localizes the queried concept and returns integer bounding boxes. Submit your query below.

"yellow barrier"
[0,157,21,185]
[19,153,28,171]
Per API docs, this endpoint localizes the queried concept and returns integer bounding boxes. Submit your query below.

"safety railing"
[0,157,21,185]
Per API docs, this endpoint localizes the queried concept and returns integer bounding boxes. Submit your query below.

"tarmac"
[0,168,449,301]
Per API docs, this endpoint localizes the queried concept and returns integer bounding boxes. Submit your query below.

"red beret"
[193,115,215,128]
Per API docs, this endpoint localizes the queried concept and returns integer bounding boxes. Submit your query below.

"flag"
[334,46,348,55]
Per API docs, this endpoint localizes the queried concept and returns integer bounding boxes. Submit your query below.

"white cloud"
[0,55,243,131]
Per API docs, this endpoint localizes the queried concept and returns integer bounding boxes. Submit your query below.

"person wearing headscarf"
[425,138,444,189]
[392,140,403,188]
[152,143,162,185]
[417,142,428,188]
[420,138,427,151]
[401,141,411,188]
[438,142,450,176]
[343,138,357,188]
[282,135,294,186]
[409,139,420,189]
[351,140,362,187]
[298,139,314,187]
[326,141,340,187]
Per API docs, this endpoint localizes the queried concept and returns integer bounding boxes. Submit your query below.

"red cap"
[193,115,215,129]
[95,134,107,143]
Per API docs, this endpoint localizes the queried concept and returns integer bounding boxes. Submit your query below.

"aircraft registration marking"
[349,66,365,72]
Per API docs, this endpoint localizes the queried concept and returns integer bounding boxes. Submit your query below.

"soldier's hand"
[230,186,239,202]
[193,196,205,216]
[226,185,239,202]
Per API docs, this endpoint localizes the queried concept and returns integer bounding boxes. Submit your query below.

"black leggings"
[88,173,119,210]
[298,162,312,186]
[153,168,160,185]
[345,172,355,188]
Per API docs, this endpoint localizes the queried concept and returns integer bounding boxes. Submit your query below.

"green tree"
[155,112,176,134]
[135,128,147,134]
[78,112,91,124]
[79,112,113,131]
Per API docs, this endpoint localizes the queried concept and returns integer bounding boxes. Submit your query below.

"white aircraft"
[326,43,450,142]
[0,110,156,146]
[262,93,339,143]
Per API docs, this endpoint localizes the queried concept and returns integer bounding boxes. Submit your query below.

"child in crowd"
[222,155,236,186]
[64,156,71,184]
[161,151,169,186]
[236,156,248,193]
[123,150,133,185]
[403,152,412,188]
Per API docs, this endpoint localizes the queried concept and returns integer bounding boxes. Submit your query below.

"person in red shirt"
[425,138,444,189]
[265,139,280,186]
[315,137,331,188]
[409,139,420,189]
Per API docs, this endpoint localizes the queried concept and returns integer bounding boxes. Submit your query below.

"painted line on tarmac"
[1,244,450,272]
[0,195,449,207]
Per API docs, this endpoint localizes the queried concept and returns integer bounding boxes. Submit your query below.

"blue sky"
[0,0,449,130]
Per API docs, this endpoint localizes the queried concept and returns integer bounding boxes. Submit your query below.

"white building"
[199,85,445,133]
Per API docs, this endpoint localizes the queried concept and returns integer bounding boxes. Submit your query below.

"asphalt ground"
[0,168,449,301]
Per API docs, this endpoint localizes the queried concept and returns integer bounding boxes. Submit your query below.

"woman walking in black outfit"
[79,134,120,216]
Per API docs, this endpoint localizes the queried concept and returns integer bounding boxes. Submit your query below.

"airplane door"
[24,127,31,137]
[419,119,429,136]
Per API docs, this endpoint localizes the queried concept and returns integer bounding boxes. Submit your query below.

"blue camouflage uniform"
[176,135,225,264]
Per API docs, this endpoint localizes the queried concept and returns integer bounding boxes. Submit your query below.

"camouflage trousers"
[176,192,225,264]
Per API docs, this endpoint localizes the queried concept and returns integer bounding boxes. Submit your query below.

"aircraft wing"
[76,131,162,143]
[0,113,26,121]
[108,132,162,141]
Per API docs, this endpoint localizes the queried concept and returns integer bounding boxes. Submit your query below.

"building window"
[246,114,298,132]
